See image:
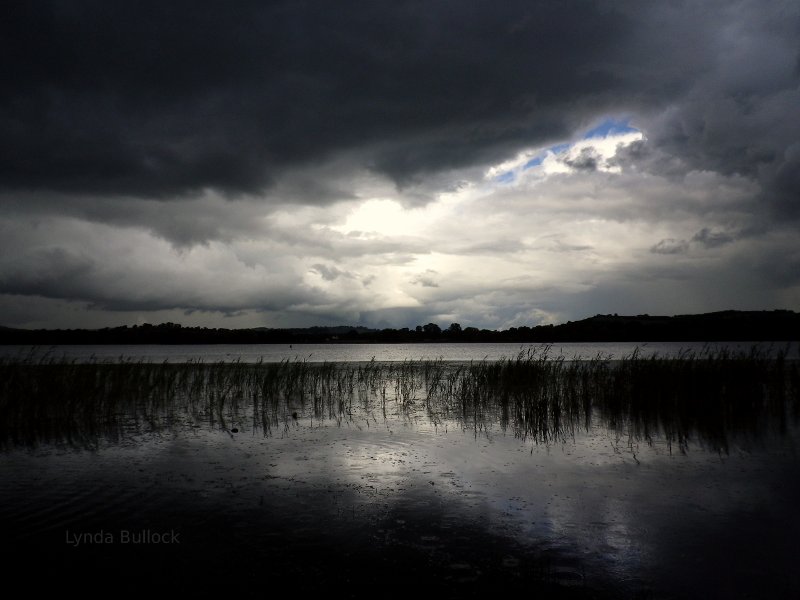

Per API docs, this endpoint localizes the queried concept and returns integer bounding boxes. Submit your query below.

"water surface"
[1,351,798,598]
[1,340,793,363]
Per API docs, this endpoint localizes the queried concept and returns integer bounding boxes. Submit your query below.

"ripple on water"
[2,402,800,598]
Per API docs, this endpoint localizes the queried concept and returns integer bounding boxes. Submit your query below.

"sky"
[1,0,799,330]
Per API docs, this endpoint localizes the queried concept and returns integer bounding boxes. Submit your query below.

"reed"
[0,345,796,449]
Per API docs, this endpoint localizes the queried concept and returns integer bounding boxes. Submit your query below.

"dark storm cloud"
[0,237,316,314]
[632,1,800,218]
[1,0,796,210]
[2,1,795,210]
[651,227,744,255]
[0,247,95,299]
[1,1,798,328]
[0,0,640,199]
[563,148,601,171]
[411,270,440,288]
[310,264,350,281]
[650,239,689,255]
[691,228,735,249]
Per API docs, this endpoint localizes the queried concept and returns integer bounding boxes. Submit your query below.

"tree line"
[1,310,798,344]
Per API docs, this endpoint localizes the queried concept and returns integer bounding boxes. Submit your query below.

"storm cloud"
[0,1,798,328]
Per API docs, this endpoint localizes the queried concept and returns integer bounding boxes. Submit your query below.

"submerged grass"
[0,345,797,450]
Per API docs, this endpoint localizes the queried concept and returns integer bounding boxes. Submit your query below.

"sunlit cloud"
[0,2,797,329]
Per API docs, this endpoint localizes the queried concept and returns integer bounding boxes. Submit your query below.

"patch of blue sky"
[494,171,516,183]
[548,142,572,154]
[583,117,638,139]
[522,143,572,171]
[517,118,639,173]
[523,156,543,169]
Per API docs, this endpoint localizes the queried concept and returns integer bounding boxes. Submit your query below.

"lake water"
[1,340,795,363]
[1,346,799,597]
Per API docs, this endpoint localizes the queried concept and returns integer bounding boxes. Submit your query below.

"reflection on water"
[2,346,797,451]
[1,347,799,598]
[0,340,793,363]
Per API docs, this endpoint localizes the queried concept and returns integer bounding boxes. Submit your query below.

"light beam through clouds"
[0,1,797,329]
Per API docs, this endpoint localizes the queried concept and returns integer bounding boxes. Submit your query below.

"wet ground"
[2,393,800,599]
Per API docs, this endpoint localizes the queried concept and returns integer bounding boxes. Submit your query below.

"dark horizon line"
[1,309,798,344]
[0,307,798,332]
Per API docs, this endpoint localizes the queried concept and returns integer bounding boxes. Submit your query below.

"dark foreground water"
[1,353,799,598]
[3,420,799,598]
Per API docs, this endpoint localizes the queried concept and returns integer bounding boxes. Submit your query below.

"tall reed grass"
[1,345,797,449]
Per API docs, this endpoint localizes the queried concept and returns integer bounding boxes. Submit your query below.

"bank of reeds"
[0,345,797,449]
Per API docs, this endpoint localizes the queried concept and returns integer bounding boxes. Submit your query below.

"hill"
[0,310,797,344]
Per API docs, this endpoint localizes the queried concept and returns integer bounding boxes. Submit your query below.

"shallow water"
[2,373,799,599]
[2,340,794,363]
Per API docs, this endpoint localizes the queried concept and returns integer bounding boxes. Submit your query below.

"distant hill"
[0,310,798,344]
[529,310,800,342]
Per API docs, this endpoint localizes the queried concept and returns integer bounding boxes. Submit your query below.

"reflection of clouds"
[330,435,417,496]
[594,497,641,570]
[5,397,796,597]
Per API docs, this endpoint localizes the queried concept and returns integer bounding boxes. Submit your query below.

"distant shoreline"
[1,310,798,345]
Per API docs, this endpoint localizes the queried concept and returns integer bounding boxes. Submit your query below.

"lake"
[0,340,793,363]
[1,344,798,598]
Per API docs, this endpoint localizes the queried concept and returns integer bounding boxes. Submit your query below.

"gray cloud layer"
[4,1,795,203]
[0,1,798,328]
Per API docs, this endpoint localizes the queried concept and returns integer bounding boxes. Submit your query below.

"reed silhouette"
[1,345,797,450]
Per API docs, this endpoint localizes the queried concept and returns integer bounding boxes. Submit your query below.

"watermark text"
[65,529,180,547]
